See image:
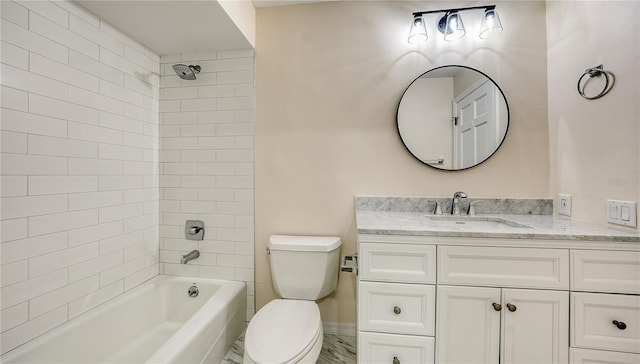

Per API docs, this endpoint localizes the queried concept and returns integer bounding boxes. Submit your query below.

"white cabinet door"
[501,289,569,364]
[436,285,501,364]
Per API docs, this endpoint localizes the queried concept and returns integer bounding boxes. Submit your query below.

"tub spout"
[181,250,200,264]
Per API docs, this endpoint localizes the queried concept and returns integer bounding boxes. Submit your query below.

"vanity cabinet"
[357,236,640,364]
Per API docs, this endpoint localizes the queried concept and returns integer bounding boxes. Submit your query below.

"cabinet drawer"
[572,250,640,294]
[358,281,435,336]
[572,292,640,353]
[359,243,436,284]
[438,245,569,289]
[358,331,435,364]
[570,348,640,364]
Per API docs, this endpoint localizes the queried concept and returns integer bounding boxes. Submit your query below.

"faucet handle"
[427,200,443,215]
[468,201,482,216]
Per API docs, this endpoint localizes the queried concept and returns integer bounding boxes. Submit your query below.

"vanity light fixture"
[408,5,503,44]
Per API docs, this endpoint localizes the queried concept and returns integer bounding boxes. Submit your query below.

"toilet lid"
[245,300,322,364]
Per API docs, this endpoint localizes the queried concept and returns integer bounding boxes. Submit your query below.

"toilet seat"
[245,299,322,364]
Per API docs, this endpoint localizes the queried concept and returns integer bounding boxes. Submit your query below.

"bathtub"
[1,276,246,363]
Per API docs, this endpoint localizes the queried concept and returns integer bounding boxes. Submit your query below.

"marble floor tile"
[222,332,356,364]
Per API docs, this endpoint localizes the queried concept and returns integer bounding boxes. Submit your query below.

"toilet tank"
[268,235,342,300]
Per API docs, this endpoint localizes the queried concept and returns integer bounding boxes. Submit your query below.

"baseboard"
[323,322,356,337]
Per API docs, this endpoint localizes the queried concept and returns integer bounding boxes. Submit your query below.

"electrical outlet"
[606,200,637,227]
[559,194,572,216]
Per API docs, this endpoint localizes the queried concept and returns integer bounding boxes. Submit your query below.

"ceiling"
[76,0,333,56]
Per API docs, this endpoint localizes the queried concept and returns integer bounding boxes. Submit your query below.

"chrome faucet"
[181,250,200,264]
[451,191,468,215]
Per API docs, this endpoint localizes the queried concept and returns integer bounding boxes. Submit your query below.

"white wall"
[547,1,640,226]
[0,1,160,354]
[158,50,255,319]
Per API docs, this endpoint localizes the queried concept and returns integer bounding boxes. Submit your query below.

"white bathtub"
[1,276,246,364]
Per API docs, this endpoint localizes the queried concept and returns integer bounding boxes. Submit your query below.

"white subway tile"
[1,176,26,197]
[1,86,28,111]
[159,176,180,188]
[69,86,123,115]
[100,46,142,77]
[160,249,179,263]
[180,124,215,137]
[29,53,99,92]
[180,72,217,87]
[97,200,142,223]
[217,202,253,216]
[69,190,122,212]
[123,133,155,149]
[68,279,122,319]
[69,50,123,86]
[198,188,235,201]
[123,188,156,204]
[1,260,28,287]
[123,161,156,175]
[123,214,157,234]
[160,100,181,112]
[234,242,254,255]
[29,135,97,158]
[163,137,198,150]
[0,218,27,243]
[28,176,98,196]
[99,144,143,161]
[1,195,67,220]
[217,96,253,110]
[1,1,28,28]
[216,123,254,136]
[198,265,234,280]
[99,111,143,134]
[159,150,180,163]
[235,163,254,176]
[69,15,123,56]
[198,85,235,98]
[180,98,217,112]
[216,175,253,188]
[235,189,254,202]
[198,163,235,176]
[160,87,198,100]
[68,121,123,145]
[235,136,254,149]
[234,83,254,97]
[197,136,235,150]
[30,94,99,125]
[159,225,180,238]
[68,251,121,283]
[0,305,67,354]
[1,16,68,64]
[163,163,197,175]
[99,257,143,286]
[124,45,159,74]
[1,109,67,138]
[100,80,143,106]
[161,237,196,252]
[1,268,67,309]
[216,149,253,162]
[160,74,180,88]
[68,158,122,176]
[1,232,67,265]
[163,187,197,200]
[197,214,235,228]
[0,41,29,70]
[1,63,68,101]
[124,75,156,99]
[29,275,100,319]
[198,58,235,72]
[235,215,254,228]
[234,57,254,71]
[162,112,198,125]
[68,221,123,248]
[17,1,69,28]
[29,243,99,278]
[159,200,180,213]
[29,12,98,59]
[180,201,216,214]
[197,240,234,254]
[1,131,27,153]
[182,176,217,188]
[124,103,156,123]
[123,264,158,291]
[55,1,99,27]
[1,302,28,332]
[1,153,64,177]
[163,263,197,277]
[29,209,98,237]
[99,176,144,191]
[235,268,254,281]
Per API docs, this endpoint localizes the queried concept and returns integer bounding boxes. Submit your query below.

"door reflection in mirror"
[397,65,509,171]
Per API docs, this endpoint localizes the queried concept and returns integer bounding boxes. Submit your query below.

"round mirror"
[397,65,509,171]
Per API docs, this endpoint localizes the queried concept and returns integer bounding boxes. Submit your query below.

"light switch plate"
[606,200,637,227]
[559,194,572,216]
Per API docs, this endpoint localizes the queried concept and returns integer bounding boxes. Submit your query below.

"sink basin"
[425,215,532,229]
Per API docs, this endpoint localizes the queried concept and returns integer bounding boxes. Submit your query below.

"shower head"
[172,64,201,80]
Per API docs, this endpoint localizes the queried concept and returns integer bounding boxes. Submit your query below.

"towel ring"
[577,65,613,100]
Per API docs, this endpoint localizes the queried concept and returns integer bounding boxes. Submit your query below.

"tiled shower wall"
[158,50,255,320]
[0,1,160,354]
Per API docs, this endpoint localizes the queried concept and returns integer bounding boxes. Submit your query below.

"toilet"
[243,235,342,364]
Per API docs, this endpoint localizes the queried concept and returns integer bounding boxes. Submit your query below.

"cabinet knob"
[506,303,517,312]
[393,306,401,315]
[613,320,627,330]
[393,356,400,364]
[492,303,502,311]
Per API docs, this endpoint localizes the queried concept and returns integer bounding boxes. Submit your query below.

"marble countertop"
[356,210,640,242]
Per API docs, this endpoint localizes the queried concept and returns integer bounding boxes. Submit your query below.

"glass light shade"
[444,12,466,41]
[408,15,428,44]
[479,9,503,39]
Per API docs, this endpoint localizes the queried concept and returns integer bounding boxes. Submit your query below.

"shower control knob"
[393,306,402,315]
[613,320,627,330]
[393,356,400,364]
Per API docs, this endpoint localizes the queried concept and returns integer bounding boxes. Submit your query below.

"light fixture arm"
[412,5,496,18]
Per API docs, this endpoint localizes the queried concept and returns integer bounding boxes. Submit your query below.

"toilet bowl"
[243,300,323,364]
[243,235,342,364]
